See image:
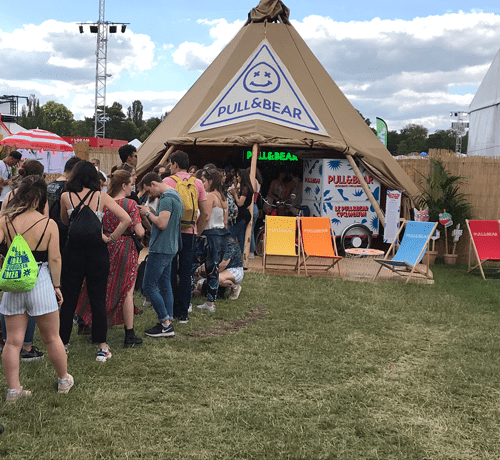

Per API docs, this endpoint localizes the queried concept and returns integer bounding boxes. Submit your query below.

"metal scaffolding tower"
[94,0,108,138]
[79,1,128,138]
[450,111,469,155]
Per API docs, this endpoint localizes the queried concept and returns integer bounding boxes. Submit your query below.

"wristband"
[145,211,150,218]
[54,285,61,289]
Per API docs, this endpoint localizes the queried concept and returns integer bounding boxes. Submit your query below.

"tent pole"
[346,154,386,227]
[243,143,259,269]
[158,145,175,166]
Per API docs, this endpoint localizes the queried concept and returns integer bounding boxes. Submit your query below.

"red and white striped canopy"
[0,129,74,152]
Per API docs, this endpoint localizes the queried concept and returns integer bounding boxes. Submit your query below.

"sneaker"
[58,374,74,394]
[188,303,193,313]
[229,284,242,300]
[6,387,31,403]
[20,346,44,362]
[145,322,175,338]
[96,344,112,362]
[197,302,216,312]
[143,299,151,307]
[178,317,189,324]
[249,252,255,259]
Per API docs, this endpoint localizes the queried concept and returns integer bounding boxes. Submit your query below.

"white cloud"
[171,18,243,71]
[169,11,500,131]
[0,20,155,108]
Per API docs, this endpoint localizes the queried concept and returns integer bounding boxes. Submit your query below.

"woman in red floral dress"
[75,170,144,347]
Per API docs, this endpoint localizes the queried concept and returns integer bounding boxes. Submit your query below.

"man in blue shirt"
[139,172,183,338]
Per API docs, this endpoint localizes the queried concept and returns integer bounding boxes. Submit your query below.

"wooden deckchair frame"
[373,220,437,283]
[262,216,301,275]
[299,217,341,277]
[466,219,500,280]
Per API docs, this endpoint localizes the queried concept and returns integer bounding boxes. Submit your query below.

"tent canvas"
[136,2,419,201]
[468,48,500,157]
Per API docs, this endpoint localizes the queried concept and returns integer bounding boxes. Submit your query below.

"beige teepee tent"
[137,0,419,261]
[137,1,417,194]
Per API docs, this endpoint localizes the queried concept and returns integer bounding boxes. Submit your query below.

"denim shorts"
[0,263,59,316]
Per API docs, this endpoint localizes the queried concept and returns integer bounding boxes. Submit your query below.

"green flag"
[376,117,388,147]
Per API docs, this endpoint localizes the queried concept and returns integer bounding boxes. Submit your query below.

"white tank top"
[206,207,225,229]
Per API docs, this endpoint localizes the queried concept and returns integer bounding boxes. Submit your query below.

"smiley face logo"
[243,62,280,94]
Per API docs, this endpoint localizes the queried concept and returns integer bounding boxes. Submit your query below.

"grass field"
[1,264,500,459]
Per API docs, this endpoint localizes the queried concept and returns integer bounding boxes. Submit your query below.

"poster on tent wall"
[18,149,74,174]
[302,158,380,236]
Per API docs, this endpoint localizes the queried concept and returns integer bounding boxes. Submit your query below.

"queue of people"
[0,144,301,403]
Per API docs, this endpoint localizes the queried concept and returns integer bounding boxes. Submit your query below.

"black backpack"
[67,191,103,245]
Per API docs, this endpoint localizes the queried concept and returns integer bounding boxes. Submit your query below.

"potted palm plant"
[418,160,472,263]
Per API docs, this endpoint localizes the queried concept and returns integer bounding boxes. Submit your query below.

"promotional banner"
[190,39,327,136]
[376,117,388,147]
[384,190,402,243]
[302,158,380,235]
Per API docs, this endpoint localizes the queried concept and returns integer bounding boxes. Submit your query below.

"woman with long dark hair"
[228,169,254,253]
[75,170,144,346]
[0,160,48,362]
[0,175,73,402]
[59,161,131,362]
[194,168,230,312]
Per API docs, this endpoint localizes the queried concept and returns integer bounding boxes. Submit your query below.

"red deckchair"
[466,220,500,279]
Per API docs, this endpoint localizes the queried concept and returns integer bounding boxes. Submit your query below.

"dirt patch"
[186,305,268,339]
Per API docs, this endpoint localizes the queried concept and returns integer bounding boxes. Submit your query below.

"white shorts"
[227,267,244,284]
[0,263,59,316]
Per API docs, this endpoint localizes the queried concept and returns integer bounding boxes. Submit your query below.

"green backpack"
[0,219,46,292]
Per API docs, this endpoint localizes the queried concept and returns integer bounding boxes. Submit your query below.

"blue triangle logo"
[190,39,327,135]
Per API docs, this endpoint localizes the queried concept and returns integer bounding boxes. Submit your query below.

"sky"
[1,0,500,133]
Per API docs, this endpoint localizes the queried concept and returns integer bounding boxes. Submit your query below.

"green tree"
[72,117,94,137]
[127,100,144,127]
[41,101,74,136]
[18,94,45,130]
[139,117,161,142]
[427,129,456,151]
[104,102,127,140]
[396,123,428,156]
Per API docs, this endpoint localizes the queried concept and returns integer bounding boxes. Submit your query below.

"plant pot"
[423,250,438,265]
[443,253,458,265]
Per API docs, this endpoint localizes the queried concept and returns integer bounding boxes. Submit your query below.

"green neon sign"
[246,150,299,161]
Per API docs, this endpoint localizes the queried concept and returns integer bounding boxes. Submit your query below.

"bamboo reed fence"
[397,149,500,262]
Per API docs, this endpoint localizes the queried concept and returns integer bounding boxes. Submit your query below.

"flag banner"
[376,117,388,147]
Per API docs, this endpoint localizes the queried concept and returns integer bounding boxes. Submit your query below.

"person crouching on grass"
[139,173,183,338]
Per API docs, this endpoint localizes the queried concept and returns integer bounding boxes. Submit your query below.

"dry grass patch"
[185,305,268,338]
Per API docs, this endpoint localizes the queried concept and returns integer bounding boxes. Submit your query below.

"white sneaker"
[188,303,193,313]
[249,253,255,259]
[197,302,215,312]
[229,284,242,300]
[143,299,151,307]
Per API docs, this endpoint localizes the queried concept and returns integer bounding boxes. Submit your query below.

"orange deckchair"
[299,217,341,276]
[262,216,301,274]
[466,220,500,279]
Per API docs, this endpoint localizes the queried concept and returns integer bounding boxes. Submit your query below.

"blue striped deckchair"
[373,220,438,283]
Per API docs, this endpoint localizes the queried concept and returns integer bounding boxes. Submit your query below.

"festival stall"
[136,0,420,264]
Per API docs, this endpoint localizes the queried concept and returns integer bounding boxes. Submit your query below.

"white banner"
[384,190,402,243]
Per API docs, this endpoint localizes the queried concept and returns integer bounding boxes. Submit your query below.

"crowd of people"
[1,145,286,402]
[0,143,304,402]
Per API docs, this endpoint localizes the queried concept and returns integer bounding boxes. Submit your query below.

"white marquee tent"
[468,48,500,157]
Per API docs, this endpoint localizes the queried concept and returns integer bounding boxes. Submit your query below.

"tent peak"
[247,0,290,24]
